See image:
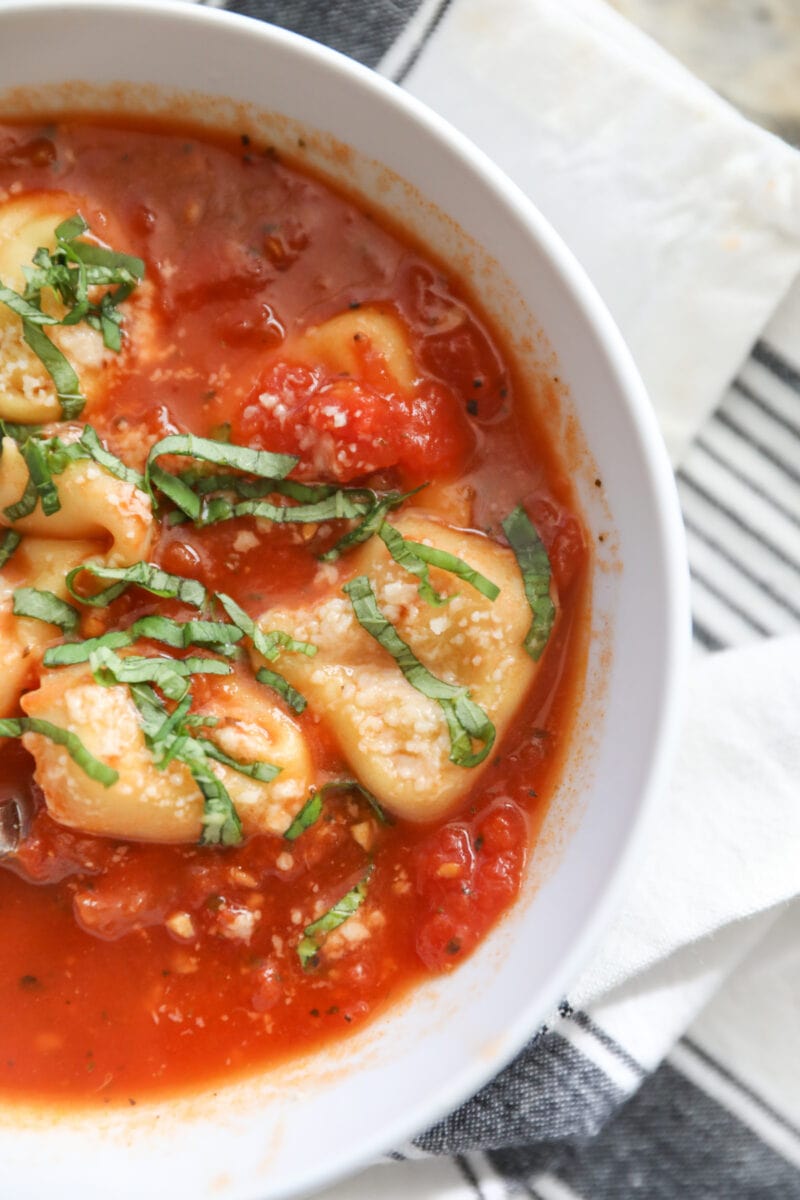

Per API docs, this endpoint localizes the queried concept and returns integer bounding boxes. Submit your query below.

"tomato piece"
[232,361,475,484]
[413,799,527,971]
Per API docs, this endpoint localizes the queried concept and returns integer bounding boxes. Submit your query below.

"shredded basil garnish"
[283,791,324,841]
[65,561,207,609]
[0,529,21,568]
[283,778,388,842]
[194,737,280,783]
[254,666,307,714]
[343,574,495,767]
[0,213,145,418]
[215,592,316,663]
[21,320,85,418]
[20,438,60,515]
[89,646,230,702]
[43,615,243,667]
[297,869,372,969]
[127,683,243,846]
[77,425,145,489]
[43,629,133,666]
[501,505,555,661]
[0,716,118,786]
[190,754,244,847]
[145,434,298,519]
[198,489,372,529]
[2,470,37,522]
[12,586,80,633]
[320,486,426,563]
[378,524,500,606]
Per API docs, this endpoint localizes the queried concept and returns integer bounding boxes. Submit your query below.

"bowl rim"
[0,1,691,1194]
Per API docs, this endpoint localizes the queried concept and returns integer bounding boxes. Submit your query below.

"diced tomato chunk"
[413,799,527,971]
[231,360,475,484]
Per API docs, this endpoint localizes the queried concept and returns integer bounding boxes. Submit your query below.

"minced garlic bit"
[165,910,196,942]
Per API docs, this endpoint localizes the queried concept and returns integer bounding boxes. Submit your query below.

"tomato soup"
[0,119,588,1105]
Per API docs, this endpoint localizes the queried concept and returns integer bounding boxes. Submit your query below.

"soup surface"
[0,119,587,1105]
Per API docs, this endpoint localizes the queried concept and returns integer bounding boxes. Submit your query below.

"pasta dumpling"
[0,536,99,717]
[0,192,151,422]
[253,513,545,821]
[21,667,314,843]
[0,435,153,563]
[289,306,417,391]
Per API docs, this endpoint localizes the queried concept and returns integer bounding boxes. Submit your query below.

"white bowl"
[0,3,689,1197]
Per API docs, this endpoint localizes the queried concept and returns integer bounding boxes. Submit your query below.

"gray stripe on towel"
[488,1062,800,1200]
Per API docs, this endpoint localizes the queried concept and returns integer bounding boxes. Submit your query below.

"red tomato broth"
[0,118,590,1104]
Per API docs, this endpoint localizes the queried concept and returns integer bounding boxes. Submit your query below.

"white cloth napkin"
[572,633,800,1071]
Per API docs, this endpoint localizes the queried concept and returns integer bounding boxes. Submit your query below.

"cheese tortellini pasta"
[0,192,153,423]
[21,668,314,842]
[253,513,543,822]
[0,537,99,717]
[289,306,417,391]
[0,435,154,563]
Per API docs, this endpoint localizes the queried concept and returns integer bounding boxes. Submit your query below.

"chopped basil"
[3,470,38,522]
[43,629,132,666]
[43,615,243,667]
[77,425,145,489]
[66,561,207,609]
[89,646,230,702]
[254,666,307,714]
[21,321,85,418]
[501,505,555,661]
[20,438,60,516]
[297,869,372,969]
[0,529,21,568]
[0,215,144,419]
[283,791,324,841]
[215,592,316,663]
[339,779,390,825]
[204,490,371,528]
[320,486,424,563]
[134,614,243,655]
[190,756,243,847]
[127,683,243,846]
[0,716,118,786]
[12,586,80,633]
[343,574,495,767]
[284,779,389,841]
[195,737,279,784]
[378,524,500,606]
[145,434,298,516]
[0,284,59,326]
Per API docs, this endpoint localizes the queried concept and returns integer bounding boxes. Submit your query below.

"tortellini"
[0,536,99,717]
[0,192,153,422]
[0,436,154,564]
[289,306,417,391]
[21,667,314,842]
[253,513,541,822]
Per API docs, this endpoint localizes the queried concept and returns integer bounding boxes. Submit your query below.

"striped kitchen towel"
[190,1,800,1196]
